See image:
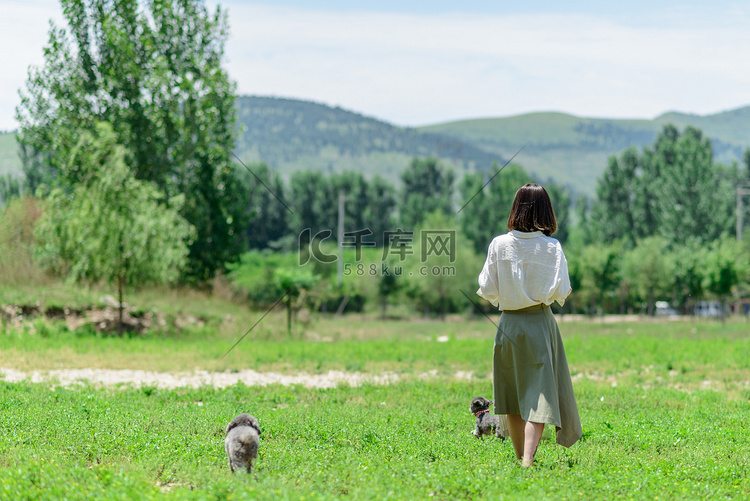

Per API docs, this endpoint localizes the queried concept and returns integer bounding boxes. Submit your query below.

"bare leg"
[521,421,544,467]
[506,414,525,460]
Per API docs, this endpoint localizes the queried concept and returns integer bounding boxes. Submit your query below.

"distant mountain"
[1,97,505,188]
[2,98,749,197]
[234,95,504,184]
[653,107,750,147]
[420,108,750,195]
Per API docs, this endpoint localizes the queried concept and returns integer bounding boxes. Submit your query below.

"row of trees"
[229,228,748,321]
[569,124,750,315]
[230,124,750,320]
[569,236,747,317]
[584,125,749,247]
[238,123,749,262]
[238,125,750,319]
[236,157,571,253]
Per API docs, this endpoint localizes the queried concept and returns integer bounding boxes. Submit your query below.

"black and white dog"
[470,396,508,440]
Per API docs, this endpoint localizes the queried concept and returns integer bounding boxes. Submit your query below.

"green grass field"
[0,296,749,499]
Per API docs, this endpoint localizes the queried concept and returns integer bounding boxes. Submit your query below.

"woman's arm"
[477,244,500,307]
[550,245,572,306]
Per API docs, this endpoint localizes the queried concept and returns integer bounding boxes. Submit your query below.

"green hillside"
[3,99,749,197]
[420,108,749,195]
[234,95,502,185]
[654,107,750,151]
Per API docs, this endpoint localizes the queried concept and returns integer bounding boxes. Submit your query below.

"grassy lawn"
[0,294,749,499]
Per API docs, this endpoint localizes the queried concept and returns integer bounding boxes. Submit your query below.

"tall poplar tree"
[652,126,731,244]
[236,162,290,250]
[590,124,736,246]
[590,147,640,246]
[16,0,243,280]
[458,163,531,253]
[400,157,454,229]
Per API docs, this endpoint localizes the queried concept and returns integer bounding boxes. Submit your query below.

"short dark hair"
[507,184,557,236]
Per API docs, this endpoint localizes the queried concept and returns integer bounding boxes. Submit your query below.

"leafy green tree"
[235,162,289,250]
[564,241,584,314]
[635,125,675,240]
[17,142,53,195]
[669,240,707,314]
[653,127,731,244]
[328,171,372,236]
[590,147,640,246]
[289,170,329,242]
[273,268,320,334]
[622,237,673,315]
[544,182,572,245]
[458,164,531,253]
[591,125,737,246]
[365,176,397,247]
[400,158,454,229]
[571,241,623,316]
[34,123,194,334]
[227,250,300,306]
[290,170,367,249]
[404,211,483,318]
[17,0,241,281]
[457,172,488,254]
[377,261,402,319]
[703,237,750,318]
[740,149,750,239]
[289,171,397,249]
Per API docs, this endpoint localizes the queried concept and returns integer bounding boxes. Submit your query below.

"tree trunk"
[118,229,125,337]
[647,289,654,317]
[286,298,293,333]
[118,274,124,337]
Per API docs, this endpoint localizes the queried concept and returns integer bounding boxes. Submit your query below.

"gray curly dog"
[470,396,509,440]
[224,413,262,473]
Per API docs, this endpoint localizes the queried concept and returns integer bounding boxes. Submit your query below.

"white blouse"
[477,230,572,311]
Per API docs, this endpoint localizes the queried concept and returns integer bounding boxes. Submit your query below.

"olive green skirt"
[493,304,582,448]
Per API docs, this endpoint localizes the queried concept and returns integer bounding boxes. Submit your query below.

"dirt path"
[0,367,411,389]
[3,367,747,399]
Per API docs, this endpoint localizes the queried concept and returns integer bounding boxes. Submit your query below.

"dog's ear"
[248,416,261,435]
[225,418,238,435]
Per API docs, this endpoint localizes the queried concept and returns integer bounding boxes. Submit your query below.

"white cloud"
[1,0,749,130]
[220,3,750,124]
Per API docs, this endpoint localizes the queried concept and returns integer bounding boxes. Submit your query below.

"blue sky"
[2,0,749,131]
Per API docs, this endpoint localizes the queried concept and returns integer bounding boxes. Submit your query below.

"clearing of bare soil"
[0,367,405,389]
